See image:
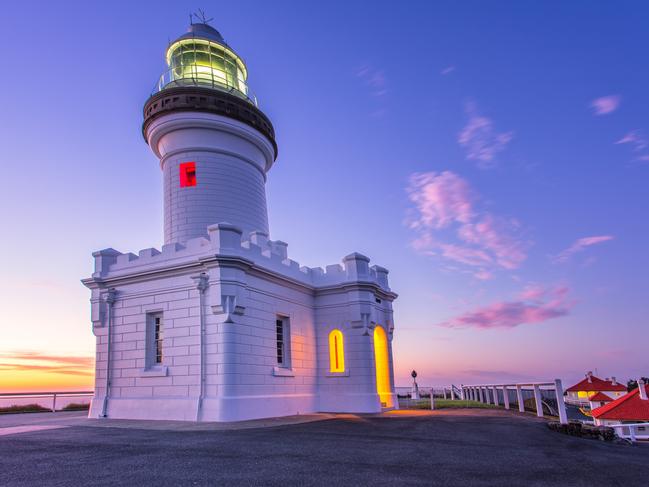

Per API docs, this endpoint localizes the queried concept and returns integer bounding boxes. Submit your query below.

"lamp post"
[411,370,420,400]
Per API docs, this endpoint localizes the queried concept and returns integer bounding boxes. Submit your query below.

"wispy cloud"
[616,130,648,151]
[458,102,513,169]
[616,130,649,164]
[554,235,614,263]
[441,66,455,75]
[356,64,388,97]
[406,171,527,277]
[0,351,94,377]
[439,285,573,330]
[591,95,621,115]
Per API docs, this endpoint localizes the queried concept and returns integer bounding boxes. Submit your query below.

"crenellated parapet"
[89,222,393,294]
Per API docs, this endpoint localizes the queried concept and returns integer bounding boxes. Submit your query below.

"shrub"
[0,403,50,414]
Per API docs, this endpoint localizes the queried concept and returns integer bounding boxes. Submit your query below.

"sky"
[0,0,648,392]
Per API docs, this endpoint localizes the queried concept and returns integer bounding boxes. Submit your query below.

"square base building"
[83,21,398,422]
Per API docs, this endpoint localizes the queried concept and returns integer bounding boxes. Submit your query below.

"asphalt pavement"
[0,409,646,486]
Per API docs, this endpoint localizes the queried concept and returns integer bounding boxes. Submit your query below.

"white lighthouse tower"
[84,20,398,422]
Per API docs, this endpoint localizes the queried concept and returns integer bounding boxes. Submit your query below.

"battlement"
[91,223,392,293]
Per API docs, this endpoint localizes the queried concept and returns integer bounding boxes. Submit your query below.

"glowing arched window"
[373,325,392,407]
[329,329,345,373]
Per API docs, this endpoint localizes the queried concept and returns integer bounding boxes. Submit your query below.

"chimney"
[639,379,648,401]
[586,371,593,383]
[611,376,617,386]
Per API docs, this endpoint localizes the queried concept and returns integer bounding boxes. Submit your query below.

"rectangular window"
[179,162,196,187]
[154,316,163,364]
[276,317,291,367]
[147,313,164,367]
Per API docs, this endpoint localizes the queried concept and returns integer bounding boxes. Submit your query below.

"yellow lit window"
[577,391,589,398]
[329,329,345,373]
[373,326,391,406]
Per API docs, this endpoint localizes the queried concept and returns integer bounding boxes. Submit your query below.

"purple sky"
[1,0,648,389]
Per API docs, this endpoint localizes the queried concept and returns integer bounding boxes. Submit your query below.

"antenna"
[192,9,214,25]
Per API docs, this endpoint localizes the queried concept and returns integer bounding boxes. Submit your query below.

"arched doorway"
[373,325,392,407]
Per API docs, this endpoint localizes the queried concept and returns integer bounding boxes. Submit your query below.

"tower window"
[179,162,196,187]
[328,329,345,373]
[276,317,291,367]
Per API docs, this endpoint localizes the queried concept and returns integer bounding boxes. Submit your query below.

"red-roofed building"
[588,391,613,410]
[565,371,627,405]
[592,381,649,426]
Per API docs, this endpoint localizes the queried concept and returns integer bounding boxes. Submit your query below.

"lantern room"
[156,22,254,104]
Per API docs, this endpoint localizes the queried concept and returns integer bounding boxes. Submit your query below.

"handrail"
[0,391,93,397]
[0,391,93,413]
[153,67,258,106]
[609,422,649,442]
[461,379,568,425]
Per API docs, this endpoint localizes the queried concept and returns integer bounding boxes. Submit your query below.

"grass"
[0,403,50,414]
[399,398,500,410]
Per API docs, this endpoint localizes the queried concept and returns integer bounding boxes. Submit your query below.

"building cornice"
[82,252,396,301]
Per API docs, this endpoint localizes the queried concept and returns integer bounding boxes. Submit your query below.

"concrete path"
[0,410,337,432]
[0,409,646,486]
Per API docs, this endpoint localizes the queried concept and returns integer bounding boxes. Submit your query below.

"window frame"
[275,316,291,369]
[146,312,165,369]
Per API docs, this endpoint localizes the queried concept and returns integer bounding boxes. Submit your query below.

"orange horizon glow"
[0,351,94,393]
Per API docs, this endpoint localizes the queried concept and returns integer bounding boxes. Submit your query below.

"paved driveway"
[0,409,646,486]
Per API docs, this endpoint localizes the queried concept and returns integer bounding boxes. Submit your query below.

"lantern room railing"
[154,67,258,106]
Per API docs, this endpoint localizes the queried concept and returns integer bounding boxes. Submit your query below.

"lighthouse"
[83,20,398,422]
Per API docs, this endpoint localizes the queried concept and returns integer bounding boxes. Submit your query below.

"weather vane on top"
[190,9,213,25]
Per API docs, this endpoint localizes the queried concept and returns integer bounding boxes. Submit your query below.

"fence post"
[492,386,499,405]
[503,386,510,410]
[52,393,57,412]
[516,385,525,412]
[450,386,456,400]
[430,389,435,410]
[533,384,544,417]
[554,379,568,425]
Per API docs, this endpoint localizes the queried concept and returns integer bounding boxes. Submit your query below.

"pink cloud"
[458,103,513,168]
[406,171,528,273]
[457,215,527,270]
[406,171,474,229]
[440,286,573,329]
[473,269,493,281]
[591,95,621,115]
[517,284,546,301]
[554,235,614,262]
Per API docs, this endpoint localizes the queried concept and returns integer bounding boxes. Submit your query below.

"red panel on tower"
[179,162,196,187]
